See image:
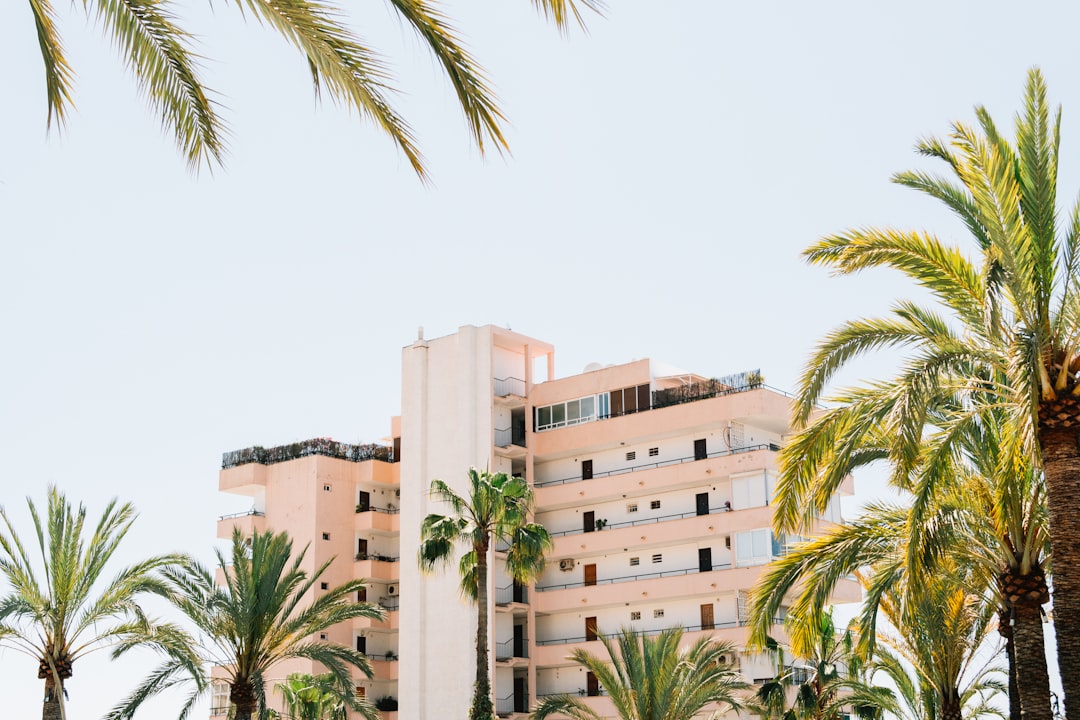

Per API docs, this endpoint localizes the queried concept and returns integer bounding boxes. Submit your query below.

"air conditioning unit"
[559,558,575,572]
[388,584,398,595]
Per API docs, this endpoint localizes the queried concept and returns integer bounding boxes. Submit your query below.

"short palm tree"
[107,528,383,720]
[773,67,1079,712]
[751,611,897,720]
[871,567,1006,720]
[25,0,603,174]
[530,626,747,720]
[0,487,180,720]
[272,672,377,720]
[418,468,553,720]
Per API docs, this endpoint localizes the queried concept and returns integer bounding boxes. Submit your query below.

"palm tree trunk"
[1000,605,1021,720]
[1037,427,1080,716]
[42,676,62,720]
[1012,599,1053,720]
[231,681,257,720]
[471,537,494,720]
[941,688,963,720]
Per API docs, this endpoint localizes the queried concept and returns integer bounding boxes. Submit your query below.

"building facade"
[216,324,857,720]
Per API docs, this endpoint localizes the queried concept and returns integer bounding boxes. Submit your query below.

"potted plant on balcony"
[595,518,608,531]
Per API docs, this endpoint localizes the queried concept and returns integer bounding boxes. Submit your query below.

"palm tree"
[871,568,1006,720]
[751,611,897,720]
[0,487,181,720]
[418,468,553,720]
[107,528,383,720]
[772,67,1079,712]
[760,392,1052,720]
[25,0,604,174]
[272,672,377,720]
[530,626,747,720]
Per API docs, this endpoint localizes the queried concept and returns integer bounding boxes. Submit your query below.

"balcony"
[495,427,527,459]
[216,510,265,539]
[355,607,399,631]
[355,506,400,534]
[496,690,529,717]
[354,554,400,582]
[495,636,529,664]
[495,584,528,607]
[536,447,778,510]
[368,658,399,681]
[532,624,750,667]
[494,377,527,402]
[533,565,767,613]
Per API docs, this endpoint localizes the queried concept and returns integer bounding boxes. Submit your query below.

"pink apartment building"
[217,324,857,720]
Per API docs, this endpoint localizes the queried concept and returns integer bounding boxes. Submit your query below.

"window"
[320,582,329,590]
[536,394,602,431]
[629,557,640,566]
[356,686,366,699]
[319,633,328,640]
[653,609,665,618]
[323,484,332,492]
[630,611,641,620]
[650,500,661,510]
[735,529,773,567]
[627,502,638,513]
[731,471,773,509]
[648,447,659,457]
[651,553,662,563]
[626,451,636,461]
[211,683,230,716]
[322,532,331,540]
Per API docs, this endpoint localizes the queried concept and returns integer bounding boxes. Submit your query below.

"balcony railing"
[496,692,528,716]
[355,553,400,562]
[536,563,733,592]
[218,509,265,521]
[495,584,528,606]
[356,505,400,514]
[495,427,526,449]
[535,443,780,488]
[222,438,395,469]
[377,597,400,611]
[495,637,529,660]
[536,621,743,647]
[548,505,732,538]
[494,377,527,398]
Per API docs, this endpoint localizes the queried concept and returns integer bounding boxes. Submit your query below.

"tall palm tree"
[760,390,1052,720]
[772,67,1079,712]
[107,528,383,720]
[530,626,747,720]
[417,468,552,720]
[0,487,181,720]
[751,611,897,720]
[25,0,603,174]
[272,672,377,720]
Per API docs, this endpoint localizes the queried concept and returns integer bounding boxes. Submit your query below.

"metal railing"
[536,620,744,647]
[494,377,527,398]
[217,509,265,521]
[495,427,526,449]
[495,584,528,606]
[222,438,395,469]
[537,563,733,592]
[354,553,400,562]
[548,505,732,538]
[534,443,779,488]
[356,505,399,515]
[496,692,528,717]
[495,637,529,660]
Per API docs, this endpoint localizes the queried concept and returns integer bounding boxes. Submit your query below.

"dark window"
[582,460,593,480]
[694,438,707,461]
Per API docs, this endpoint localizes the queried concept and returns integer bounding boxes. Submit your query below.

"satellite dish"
[584,362,603,373]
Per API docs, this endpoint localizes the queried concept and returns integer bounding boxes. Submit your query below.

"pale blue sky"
[0,0,1075,716]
